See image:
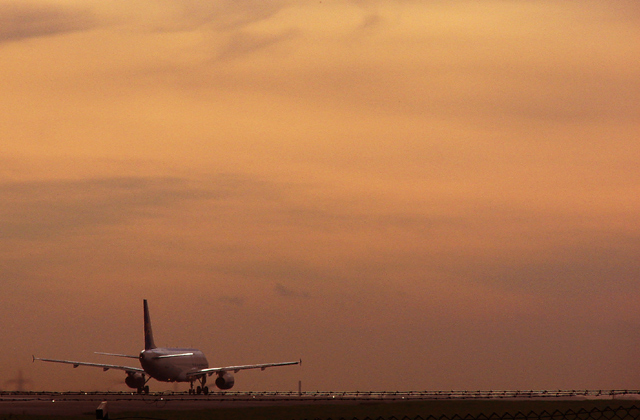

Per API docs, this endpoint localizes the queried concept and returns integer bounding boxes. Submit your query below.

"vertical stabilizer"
[143,299,156,350]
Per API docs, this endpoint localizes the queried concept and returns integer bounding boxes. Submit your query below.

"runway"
[1,390,639,416]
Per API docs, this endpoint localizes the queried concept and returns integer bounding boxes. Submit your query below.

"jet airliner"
[34,300,300,394]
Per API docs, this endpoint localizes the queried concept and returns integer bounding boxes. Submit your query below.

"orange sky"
[2,0,639,392]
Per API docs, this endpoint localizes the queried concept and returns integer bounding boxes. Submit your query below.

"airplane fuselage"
[139,348,208,382]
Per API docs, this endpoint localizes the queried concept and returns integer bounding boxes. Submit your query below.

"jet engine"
[125,372,146,389]
[215,372,235,390]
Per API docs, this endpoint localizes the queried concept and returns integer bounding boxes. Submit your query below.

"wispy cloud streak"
[0,2,96,44]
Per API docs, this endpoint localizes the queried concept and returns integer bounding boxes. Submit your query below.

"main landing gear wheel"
[137,385,149,395]
[189,377,209,395]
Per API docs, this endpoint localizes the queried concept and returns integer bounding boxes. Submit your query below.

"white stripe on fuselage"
[140,348,208,382]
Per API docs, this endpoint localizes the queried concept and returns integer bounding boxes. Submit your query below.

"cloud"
[275,283,311,299]
[0,2,97,44]
[197,0,291,32]
[218,295,245,306]
[0,167,303,244]
[215,28,301,61]
[165,1,301,62]
[359,13,384,30]
[0,176,213,241]
[140,0,292,33]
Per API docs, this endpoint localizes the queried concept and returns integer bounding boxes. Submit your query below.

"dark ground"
[1,392,639,420]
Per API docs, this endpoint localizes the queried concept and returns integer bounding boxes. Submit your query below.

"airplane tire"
[144,385,149,394]
[203,386,209,395]
[196,386,202,395]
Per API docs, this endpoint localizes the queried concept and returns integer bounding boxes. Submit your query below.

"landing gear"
[189,376,209,395]
[136,385,149,395]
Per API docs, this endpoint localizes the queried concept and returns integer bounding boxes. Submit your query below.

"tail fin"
[143,299,156,350]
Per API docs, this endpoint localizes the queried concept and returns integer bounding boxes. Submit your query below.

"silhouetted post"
[96,401,108,419]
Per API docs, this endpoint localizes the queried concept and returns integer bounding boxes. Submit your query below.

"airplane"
[33,299,300,395]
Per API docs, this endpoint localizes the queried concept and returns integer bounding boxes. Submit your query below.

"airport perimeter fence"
[2,390,639,400]
[298,405,640,420]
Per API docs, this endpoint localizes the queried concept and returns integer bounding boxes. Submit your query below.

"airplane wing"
[94,352,139,359]
[187,360,301,378]
[33,356,144,374]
